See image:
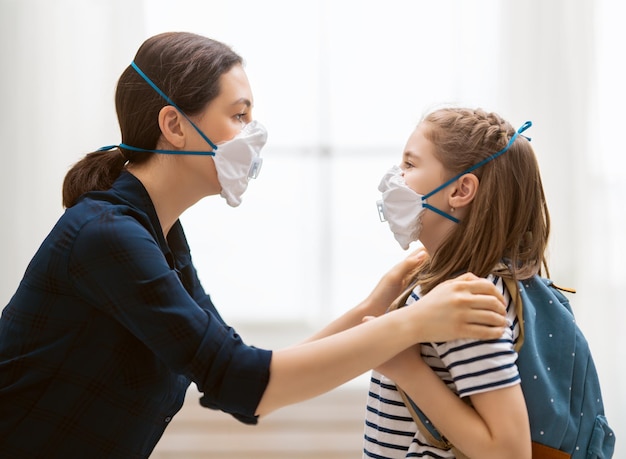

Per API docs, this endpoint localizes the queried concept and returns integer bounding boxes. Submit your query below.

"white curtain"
[1,0,623,454]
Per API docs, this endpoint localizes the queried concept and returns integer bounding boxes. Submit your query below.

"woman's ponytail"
[62,149,127,208]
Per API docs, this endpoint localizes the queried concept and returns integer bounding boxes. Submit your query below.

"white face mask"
[376,165,426,250]
[213,120,267,207]
[377,120,534,249]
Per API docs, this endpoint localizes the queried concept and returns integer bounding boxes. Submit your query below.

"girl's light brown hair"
[412,107,550,294]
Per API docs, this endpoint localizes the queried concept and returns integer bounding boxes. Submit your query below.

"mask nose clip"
[248,157,263,179]
[376,200,387,222]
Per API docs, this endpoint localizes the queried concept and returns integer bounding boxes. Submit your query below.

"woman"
[0,33,507,458]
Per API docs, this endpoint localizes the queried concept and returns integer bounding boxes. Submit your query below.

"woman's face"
[189,63,254,148]
[179,64,254,196]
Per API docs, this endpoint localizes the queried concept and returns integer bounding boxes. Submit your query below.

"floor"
[151,384,368,459]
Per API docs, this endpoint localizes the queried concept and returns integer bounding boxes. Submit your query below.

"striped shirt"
[363,275,520,458]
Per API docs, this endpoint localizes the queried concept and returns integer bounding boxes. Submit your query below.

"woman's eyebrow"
[231,97,252,107]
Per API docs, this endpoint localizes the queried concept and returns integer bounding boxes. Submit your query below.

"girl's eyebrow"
[403,150,420,162]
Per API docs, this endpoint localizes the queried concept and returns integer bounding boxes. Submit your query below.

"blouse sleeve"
[68,211,271,422]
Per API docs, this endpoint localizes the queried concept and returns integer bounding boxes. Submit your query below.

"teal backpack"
[396,275,616,458]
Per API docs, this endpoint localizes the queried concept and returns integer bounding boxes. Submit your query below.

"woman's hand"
[363,247,429,316]
[362,311,427,383]
[400,272,508,343]
[368,271,507,380]
[257,271,506,417]
[374,342,426,383]
[300,249,428,344]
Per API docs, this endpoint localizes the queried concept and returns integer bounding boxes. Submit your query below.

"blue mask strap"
[130,61,218,151]
[421,120,532,224]
[422,203,460,223]
[97,61,218,156]
[97,144,215,156]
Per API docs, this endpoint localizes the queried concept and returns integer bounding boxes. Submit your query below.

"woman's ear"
[158,105,185,148]
[448,173,479,209]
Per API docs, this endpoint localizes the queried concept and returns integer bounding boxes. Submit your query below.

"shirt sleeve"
[68,211,271,421]
[432,276,520,398]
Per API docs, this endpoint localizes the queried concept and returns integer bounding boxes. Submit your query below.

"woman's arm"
[302,249,428,343]
[378,345,531,459]
[255,273,507,416]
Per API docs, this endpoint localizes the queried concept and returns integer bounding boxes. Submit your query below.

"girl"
[365,107,545,458]
[0,34,508,458]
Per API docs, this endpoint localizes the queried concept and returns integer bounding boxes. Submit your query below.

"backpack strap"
[532,442,571,459]
[397,386,471,459]
[501,276,525,353]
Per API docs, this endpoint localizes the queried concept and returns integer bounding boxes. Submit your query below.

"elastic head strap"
[422,203,460,224]
[423,121,532,201]
[130,61,218,152]
[97,143,215,156]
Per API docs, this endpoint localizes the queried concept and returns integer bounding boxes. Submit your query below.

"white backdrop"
[1,0,623,455]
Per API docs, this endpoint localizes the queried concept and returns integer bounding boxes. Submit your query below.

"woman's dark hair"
[62,32,243,207]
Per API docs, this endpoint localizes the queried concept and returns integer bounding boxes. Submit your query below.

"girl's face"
[400,123,456,252]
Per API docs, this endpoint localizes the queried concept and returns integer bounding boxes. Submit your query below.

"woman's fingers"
[446,273,507,313]
[409,273,508,342]
[401,248,428,281]
[463,307,508,328]
[406,247,428,264]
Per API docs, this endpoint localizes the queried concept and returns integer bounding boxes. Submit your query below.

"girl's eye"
[403,161,414,169]
[235,112,248,123]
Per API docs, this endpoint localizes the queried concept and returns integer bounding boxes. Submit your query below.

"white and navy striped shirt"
[363,275,520,458]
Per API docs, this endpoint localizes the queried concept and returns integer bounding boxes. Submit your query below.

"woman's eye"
[235,112,248,123]
[403,161,414,169]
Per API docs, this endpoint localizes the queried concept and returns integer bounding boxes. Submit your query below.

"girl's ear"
[448,173,479,209]
[158,105,185,148]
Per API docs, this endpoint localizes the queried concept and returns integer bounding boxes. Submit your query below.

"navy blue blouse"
[0,171,272,458]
